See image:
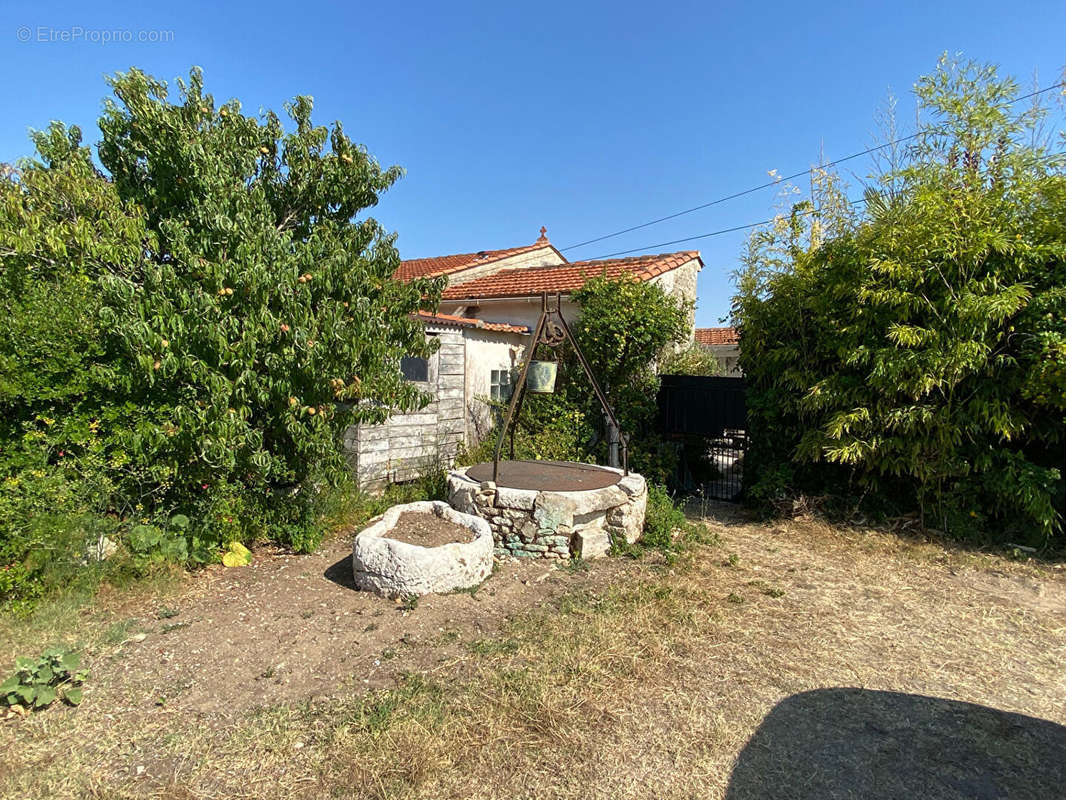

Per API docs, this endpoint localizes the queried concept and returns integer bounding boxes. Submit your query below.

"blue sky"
[1,0,1063,326]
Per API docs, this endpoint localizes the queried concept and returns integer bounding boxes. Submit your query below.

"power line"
[589,198,870,260]
[588,148,1066,261]
[561,81,1066,253]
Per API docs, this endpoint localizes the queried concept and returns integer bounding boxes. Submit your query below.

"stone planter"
[352,500,493,596]
[447,464,647,560]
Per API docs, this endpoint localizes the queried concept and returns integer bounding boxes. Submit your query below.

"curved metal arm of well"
[491,292,629,482]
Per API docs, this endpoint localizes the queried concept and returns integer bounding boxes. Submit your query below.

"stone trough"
[352,500,493,596]
[447,461,647,560]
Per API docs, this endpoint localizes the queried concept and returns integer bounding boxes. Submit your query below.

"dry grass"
[2,512,1065,799]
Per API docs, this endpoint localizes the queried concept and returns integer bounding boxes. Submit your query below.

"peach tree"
[91,68,439,550]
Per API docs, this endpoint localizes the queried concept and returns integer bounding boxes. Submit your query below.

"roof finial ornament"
[537,225,548,243]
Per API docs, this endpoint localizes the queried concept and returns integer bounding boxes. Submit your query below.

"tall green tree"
[91,67,440,548]
[735,56,1066,542]
[1,67,440,565]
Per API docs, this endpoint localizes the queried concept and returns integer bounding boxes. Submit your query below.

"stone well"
[352,500,493,596]
[447,461,647,560]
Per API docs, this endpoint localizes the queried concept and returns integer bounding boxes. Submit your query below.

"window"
[490,368,512,402]
[401,356,429,382]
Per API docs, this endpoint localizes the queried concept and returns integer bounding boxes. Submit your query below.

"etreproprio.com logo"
[16,25,175,44]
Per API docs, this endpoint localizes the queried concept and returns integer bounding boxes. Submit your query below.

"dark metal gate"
[657,375,747,501]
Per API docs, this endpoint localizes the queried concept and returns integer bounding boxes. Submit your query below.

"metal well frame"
[491,292,629,482]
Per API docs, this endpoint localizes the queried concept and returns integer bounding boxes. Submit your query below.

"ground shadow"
[323,553,356,591]
[725,688,1066,800]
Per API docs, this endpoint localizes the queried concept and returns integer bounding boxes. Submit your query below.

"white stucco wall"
[438,297,582,332]
[649,257,700,345]
[462,328,527,444]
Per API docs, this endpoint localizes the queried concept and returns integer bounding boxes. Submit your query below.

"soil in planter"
[387,511,474,547]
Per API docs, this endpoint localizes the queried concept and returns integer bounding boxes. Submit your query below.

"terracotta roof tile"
[395,243,555,282]
[414,310,528,334]
[441,251,702,300]
[694,327,739,346]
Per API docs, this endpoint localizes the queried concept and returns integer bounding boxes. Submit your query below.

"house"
[342,311,527,490]
[695,327,741,376]
[343,228,703,489]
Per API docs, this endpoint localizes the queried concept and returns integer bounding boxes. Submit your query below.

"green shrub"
[92,68,440,552]
[640,485,691,551]
[0,647,87,710]
[658,344,720,376]
[734,56,1066,544]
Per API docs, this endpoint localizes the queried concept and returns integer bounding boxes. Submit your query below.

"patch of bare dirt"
[87,531,629,714]
[387,511,473,547]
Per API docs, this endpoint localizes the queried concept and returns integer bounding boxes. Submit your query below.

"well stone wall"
[447,466,647,560]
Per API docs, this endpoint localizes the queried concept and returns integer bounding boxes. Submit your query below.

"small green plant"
[658,344,721,377]
[748,579,785,598]
[641,485,691,551]
[726,592,745,604]
[0,647,87,710]
[128,514,215,566]
[725,553,740,568]
[563,556,590,573]
[436,629,461,645]
[157,607,179,619]
[398,594,419,612]
[468,637,521,656]
[448,583,481,597]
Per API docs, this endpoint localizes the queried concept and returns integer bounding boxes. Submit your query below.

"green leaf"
[63,686,84,706]
[59,651,81,673]
[34,686,56,708]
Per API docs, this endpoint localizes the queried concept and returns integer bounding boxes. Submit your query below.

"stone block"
[496,486,537,511]
[572,529,610,560]
[518,519,538,543]
[618,474,647,497]
[615,495,648,545]
[533,496,576,531]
